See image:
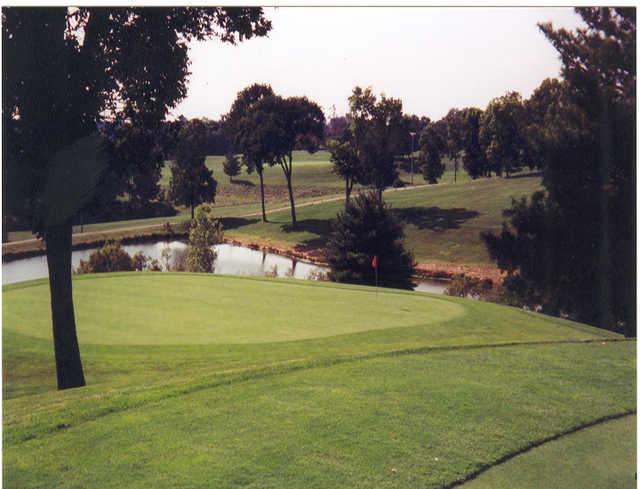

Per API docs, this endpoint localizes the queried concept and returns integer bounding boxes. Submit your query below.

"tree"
[186,203,224,273]
[327,192,414,289]
[253,94,325,229]
[76,240,134,274]
[225,83,275,222]
[327,139,362,206]
[223,153,241,182]
[459,107,489,179]
[521,78,568,171]
[443,109,464,183]
[483,7,636,336]
[168,119,218,219]
[348,87,405,199]
[398,114,431,157]
[324,114,351,143]
[479,91,527,177]
[2,7,271,389]
[106,123,168,208]
[419,120,447,184]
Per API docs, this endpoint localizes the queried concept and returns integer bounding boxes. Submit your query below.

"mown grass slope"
[3,273,634,488]
[464,414,636,489]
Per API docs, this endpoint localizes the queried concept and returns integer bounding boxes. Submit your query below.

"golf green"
[3,273,465,345]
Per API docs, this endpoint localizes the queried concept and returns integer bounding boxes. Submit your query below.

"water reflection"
[2,241,449,294]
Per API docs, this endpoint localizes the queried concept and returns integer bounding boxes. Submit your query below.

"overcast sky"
[171,7,584,122]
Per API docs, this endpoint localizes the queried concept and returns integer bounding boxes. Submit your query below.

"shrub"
[147,258,162,272]
[306,269,329,281]
[223,153,241,182]
[264,265,278,278]
[160,245,173,271]
[185,203,224,273]
[131,251,163,272]
[445,274,525,308]
[172,247,188,272]
[326,192,415,289]
[131,251,150,271]
[76,240,134,274]
[445,274,493,299]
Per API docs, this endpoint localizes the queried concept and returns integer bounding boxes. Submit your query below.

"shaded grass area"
[462,414,636,489]
[4,341,635,489]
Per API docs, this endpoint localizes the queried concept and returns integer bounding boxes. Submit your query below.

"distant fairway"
[3,273,634,488]
[6,152,542,272]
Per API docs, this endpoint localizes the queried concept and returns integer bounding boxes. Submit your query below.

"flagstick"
[375,261,378,299]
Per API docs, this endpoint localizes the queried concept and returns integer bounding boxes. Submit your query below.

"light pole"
[409,131,416,186]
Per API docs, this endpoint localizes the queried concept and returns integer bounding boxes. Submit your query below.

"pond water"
[1,241,449,294]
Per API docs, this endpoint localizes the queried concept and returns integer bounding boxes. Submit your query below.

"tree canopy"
[252,94,325,228]
[419,120,447,184]
[225,83,276,222]
[479,91,528,177]
[483,7,636,336]
[348,87,405,197]
[327,139,362,206]
[2,6,271,389]
[168,119,218,219]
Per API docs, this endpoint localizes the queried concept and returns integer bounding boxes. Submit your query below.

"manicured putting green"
[3,273,466,345]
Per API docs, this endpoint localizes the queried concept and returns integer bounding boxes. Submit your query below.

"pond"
[1,241,450,294]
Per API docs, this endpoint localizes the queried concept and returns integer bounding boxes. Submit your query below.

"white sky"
[171,7,585,122]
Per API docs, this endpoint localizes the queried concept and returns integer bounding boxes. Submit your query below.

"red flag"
[371,255,378,269]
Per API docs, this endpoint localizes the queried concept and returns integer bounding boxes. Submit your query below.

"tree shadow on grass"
[220,216,260,230]
[505,171,543,180]
[393,207,480,231]
[281,218,334,250]
[230,179,256,187]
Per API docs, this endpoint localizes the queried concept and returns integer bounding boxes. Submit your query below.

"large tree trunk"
[45,223,86,390]
[285,172,297,229]
[258,170,267,222]
[345,179,353,209]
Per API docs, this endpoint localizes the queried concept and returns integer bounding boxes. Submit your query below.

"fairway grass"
[463,414,636,489]
[3,273,635,488]
[221,174,542,267]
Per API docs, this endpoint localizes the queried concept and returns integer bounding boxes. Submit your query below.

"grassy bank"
[3,273,634,488]
[222,174,542,268]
